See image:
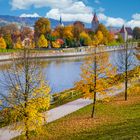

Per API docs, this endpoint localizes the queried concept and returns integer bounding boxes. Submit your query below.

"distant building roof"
[92,13,99,23]
[126,27,133,35]
[120,25,126,33]
[120,25,133,35]
[73,21,85,28]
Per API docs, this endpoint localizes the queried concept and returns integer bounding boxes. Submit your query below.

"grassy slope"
[14,86,140,140]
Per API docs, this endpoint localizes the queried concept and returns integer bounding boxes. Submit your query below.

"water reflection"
[0,49,139,94]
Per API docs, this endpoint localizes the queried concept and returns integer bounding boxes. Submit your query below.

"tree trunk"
[125,43,128,101]
[24,48,30,140]
[91,91,96,118]
[91,46,97,118]
[25,121,30,140]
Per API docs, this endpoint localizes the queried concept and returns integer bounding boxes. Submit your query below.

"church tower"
[59,16,64,27]
[91,13,99,32]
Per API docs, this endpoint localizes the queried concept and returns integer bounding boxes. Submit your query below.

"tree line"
[0,17,135,50]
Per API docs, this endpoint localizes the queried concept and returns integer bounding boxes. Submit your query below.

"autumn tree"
[108,32,115,43]
[14,37,23,49]
[37,34,48,48]
[96,31,104,44]
[53,26,65,39]
[75,36,116,118]
[0,48,50,140]
[0,24,19,35]
[21,27,33,41]
[0,24,20,46]
[80,31,92,46]
[0,36,7,49]
[63,25,73,40]
[135,43,140,60]
[34,18,51,38]
[133,27,140,40]
[3,33,13,49]
[115,42,135,100]
[97,24,109,45]
[73,21,85,47]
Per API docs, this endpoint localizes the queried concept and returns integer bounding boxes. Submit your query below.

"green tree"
[133,27,140,40]
[37,34,48,48]
[4,33,13,49]
[117,33,124,43]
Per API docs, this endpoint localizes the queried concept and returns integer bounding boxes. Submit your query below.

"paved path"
[0,83,126,140]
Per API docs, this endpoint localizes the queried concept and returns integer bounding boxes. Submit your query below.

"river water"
[0,49,139,94]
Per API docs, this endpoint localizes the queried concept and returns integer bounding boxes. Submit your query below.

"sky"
[0,0,140,28]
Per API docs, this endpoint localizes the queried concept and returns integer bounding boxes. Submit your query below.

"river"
[0,49,139,94]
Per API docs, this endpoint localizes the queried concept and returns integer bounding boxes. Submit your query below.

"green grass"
[0,49,19,53]
[13,85,140,140]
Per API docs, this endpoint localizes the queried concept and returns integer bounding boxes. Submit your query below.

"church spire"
[91,12,99,32]
[92,12,99,23]
[59,15,64,27]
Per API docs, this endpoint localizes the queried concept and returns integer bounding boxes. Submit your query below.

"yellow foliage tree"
[52,41,61,48]
[37,34,48,48]
[52,25,73,41]
[34,17,51,37]
[0,36,7,49]
[80,31,92,46]
[13,37,23,49]
[75,38,116,117]
[0,49,50,140]
[96,31,104,44]
[75,52,116,117]
[63,25,73,40]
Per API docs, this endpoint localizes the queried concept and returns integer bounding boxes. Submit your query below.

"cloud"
[132,13,140,21]
[98,13,140,28]
[98,13,125,27]
[125,13,140,28]
[12,0,93,23]
[11,0,76,10]
[97,7,105,13]
[126,20,140,28]
[46,1,93,23]
[46,9,93,23]
[94,0,100,4]
[20,13,40,18]
[11,0,140,28]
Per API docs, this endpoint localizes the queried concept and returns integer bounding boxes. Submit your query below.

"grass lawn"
[13,85,140,140]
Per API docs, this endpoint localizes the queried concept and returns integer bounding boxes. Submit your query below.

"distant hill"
[0,15,91,29]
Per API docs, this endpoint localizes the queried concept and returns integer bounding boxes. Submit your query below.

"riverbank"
[0,44,137,61]
[0,71,139,140]
[0,80,128,140]
[14,84,140,140]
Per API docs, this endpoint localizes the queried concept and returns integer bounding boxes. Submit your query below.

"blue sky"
[0,0,140,27]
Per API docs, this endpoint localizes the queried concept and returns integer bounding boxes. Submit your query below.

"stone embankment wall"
[0,43,137,61]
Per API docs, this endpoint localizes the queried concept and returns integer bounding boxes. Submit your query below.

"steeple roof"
[120,25,133,35]
[120,25,126,33]
[92,13,99,23]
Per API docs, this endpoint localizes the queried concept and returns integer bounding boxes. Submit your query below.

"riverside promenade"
[0,81,131,140]
[0,43,137,61]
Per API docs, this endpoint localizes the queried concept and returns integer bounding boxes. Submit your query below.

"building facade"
[120,25,133,42]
